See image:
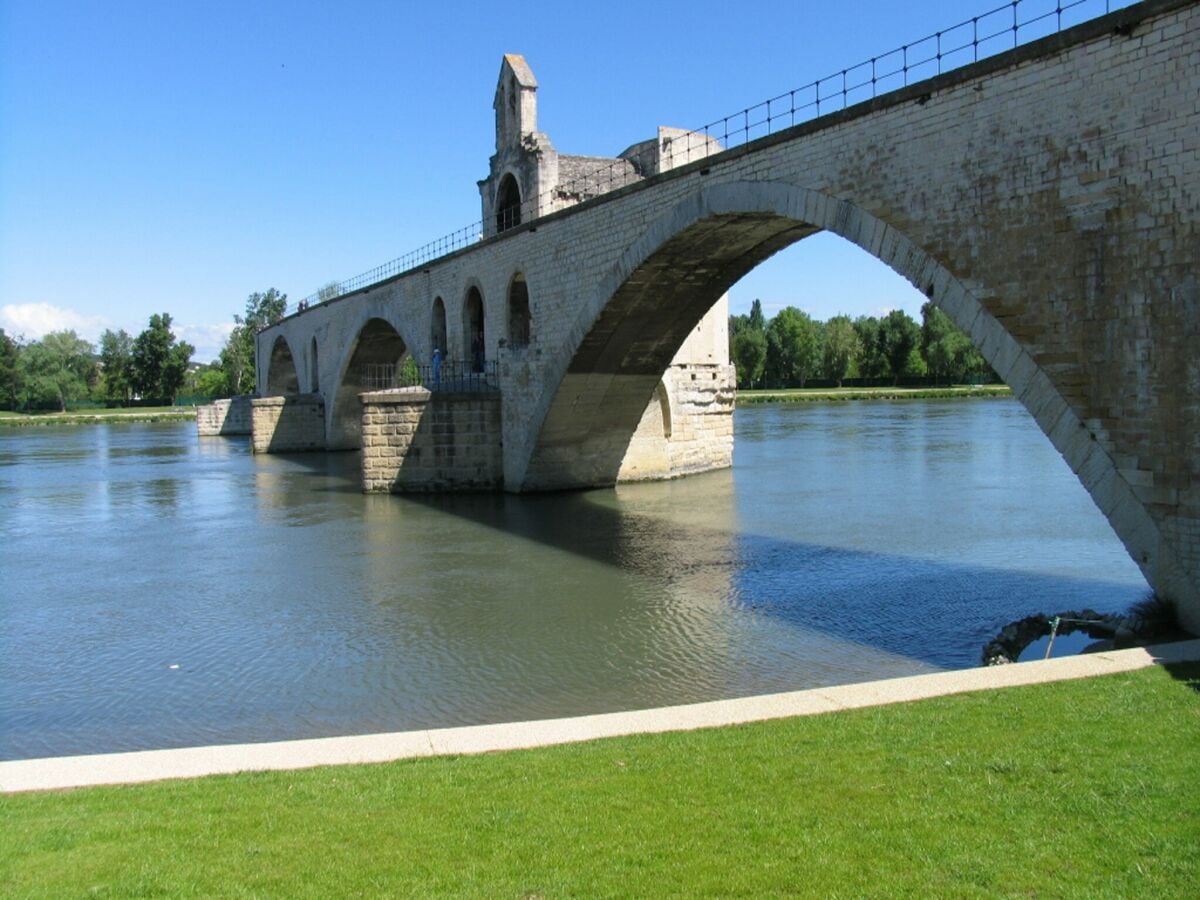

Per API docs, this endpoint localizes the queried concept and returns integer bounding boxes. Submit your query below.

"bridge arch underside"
[266,337,300,396]
[524,211,813,490]
[329,317,408,450]
[520,180,1199,628]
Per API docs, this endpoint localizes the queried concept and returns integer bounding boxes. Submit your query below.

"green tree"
[821,315,860,387]
[0,328,22,409]
[765,307,822,388]
[878,309,920,385]
[220,288,288,396]
[920,301,991,384]
[98,328,134,402]
[130,313,194,401]
[19,330,96,411]
[731,328,767,389]
[852,316,887,381]
[747,298,766,333]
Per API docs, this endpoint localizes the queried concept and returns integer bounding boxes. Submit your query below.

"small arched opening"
[309,337,320,393]
[463,287,485,373]
[507,274,531,349]
[266,336,299,395]
[431,297,448,358]
[496,174,521,232]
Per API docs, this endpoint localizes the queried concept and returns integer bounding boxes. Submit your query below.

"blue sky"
[0,0,1125,361]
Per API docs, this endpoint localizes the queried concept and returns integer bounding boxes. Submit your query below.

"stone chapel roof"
[501,54,537,88]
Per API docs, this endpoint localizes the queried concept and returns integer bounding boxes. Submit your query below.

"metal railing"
[362,360,498,393]
[300,0,1135,308]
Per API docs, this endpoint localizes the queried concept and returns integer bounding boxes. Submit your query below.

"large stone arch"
[519,179,1188,615]
[328,316,409,450]
[265,336,299,395]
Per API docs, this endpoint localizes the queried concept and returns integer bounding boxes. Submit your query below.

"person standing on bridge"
[432,347,442,388]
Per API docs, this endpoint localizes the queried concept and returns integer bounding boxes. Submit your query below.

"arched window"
[507,274,531,348]
[431,297,447,357]
[496,174,521,232]
[463,287,485,373]
[310,337,319,393]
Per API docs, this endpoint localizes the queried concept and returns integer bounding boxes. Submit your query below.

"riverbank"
[736,384,1011,404]
[0,407,197,427]
[3,655,1196,895]
[0,388,1010,425]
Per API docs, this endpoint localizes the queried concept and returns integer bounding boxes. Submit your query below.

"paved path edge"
[4,639,1198,793]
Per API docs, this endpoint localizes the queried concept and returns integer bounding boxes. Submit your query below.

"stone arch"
[496,173,521,232]
[329,317,408,450]
[431,296,448,359]
[309,337,319,393]
[519,179,1175,609]
[463,286,485,373]
[266,336,299,395]
[507,273,531,349]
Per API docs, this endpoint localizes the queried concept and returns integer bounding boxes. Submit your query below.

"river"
[0,398,1148,760]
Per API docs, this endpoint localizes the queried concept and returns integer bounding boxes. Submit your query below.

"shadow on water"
[402,479,1139,671]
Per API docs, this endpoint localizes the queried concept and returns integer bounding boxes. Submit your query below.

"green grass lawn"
[3,664,1198,897]
[0,406,196,426]
[737,384,1012,404]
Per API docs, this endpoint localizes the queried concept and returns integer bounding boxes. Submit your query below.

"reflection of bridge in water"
[232,0,1200,630]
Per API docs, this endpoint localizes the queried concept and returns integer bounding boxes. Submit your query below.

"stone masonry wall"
[196,396,253,436]
[618,363,735,482]
[361,389,502,492]
[250,395,326,453]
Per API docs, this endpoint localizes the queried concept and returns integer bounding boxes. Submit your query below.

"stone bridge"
[252,0,1199,628]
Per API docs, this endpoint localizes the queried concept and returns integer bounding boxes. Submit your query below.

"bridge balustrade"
[361,360,498,394]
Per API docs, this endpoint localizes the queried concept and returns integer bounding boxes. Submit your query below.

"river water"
[0,399,1148,760]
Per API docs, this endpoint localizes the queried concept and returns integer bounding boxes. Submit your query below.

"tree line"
[729,300,991,389]
[0,314,194,411]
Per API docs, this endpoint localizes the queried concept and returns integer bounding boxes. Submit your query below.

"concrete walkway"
[4,639,1198,794]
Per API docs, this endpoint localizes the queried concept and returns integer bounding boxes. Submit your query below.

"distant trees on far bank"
[729,300,991,390]
[0,313,195,411]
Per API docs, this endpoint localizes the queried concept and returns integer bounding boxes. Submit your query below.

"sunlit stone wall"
[196,396,254,436]
[360,389,502,492]
[618,363,735,482]
[250,395,326,453]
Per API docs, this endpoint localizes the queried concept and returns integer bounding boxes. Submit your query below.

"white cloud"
[175,322,235,364]
[0,302,111,342]
[0,304,232,362]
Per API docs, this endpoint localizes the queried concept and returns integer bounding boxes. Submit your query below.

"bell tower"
[479,54,559,237]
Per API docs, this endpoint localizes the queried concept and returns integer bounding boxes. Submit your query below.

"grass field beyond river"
[3,664,1197,896]
[736,384,1012,404]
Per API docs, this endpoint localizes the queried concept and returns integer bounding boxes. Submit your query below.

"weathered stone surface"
[360,389,502,492]
[196,396,254,436]
[250,395,326,453]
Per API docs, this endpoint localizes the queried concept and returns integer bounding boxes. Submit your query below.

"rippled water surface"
[0,399,1148,759]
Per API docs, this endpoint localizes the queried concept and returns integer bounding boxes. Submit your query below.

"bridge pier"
[250,395,327,453]
[196,396,254,437]
[360,388,502,492]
